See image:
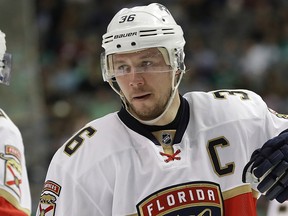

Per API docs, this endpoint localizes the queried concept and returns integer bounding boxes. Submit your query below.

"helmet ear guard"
[175,48,185,72]
[0,30,11,86]
[0,53,12,85]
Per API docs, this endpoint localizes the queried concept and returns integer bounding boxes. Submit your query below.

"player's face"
[114,48,173,121]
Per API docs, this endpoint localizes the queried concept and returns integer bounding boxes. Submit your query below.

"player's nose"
[128,68,144,87]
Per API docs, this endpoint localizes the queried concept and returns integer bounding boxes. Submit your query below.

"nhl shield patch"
[137,181,224,216]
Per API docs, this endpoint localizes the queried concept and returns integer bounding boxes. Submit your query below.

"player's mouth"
[132,93,152,101]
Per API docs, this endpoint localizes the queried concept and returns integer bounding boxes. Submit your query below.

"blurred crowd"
[29,0,288,213]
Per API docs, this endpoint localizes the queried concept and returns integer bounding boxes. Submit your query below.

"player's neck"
[154,93,181,126]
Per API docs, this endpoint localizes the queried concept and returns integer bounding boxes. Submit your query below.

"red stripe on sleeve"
[224,193,257,216]
[0,196,27,216]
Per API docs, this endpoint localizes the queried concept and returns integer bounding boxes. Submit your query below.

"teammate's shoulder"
[0,108,11,122]
[0,108,21,137]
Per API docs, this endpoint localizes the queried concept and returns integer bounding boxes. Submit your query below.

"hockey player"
[0,30,31,215]
[36,3,288,215]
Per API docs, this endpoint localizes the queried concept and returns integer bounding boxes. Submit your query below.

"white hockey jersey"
[36,89,288,216]
[0,109,31,215]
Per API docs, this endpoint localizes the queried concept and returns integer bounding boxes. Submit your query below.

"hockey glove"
[242,132,288,203]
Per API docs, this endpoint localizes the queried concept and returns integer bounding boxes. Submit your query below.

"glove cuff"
[279,129,288,135]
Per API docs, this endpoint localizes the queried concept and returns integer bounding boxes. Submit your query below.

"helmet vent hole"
[116,44,121,48]
[162,18,166,22]
[131,42,136,46]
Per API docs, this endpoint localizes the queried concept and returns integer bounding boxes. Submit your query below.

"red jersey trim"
[0,189,30,216]
[224,192,257,216]
[222,184,258,216]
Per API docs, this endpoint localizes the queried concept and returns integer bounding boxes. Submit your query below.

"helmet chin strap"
[119,69,184,126]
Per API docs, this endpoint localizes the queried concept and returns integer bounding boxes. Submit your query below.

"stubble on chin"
[129,99,166,121]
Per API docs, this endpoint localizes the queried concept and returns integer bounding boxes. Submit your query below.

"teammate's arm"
[0,112,31,216]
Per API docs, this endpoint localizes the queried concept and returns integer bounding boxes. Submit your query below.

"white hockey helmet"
[101,3,186,124]
[101,3,186,82]
[0,30,12,85]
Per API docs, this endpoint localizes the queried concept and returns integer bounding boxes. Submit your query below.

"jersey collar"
[117,95,190,145]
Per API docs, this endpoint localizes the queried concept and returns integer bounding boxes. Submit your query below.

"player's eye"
[140,61,152,68]
[137,61,155,72]
[115,65,131,75]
